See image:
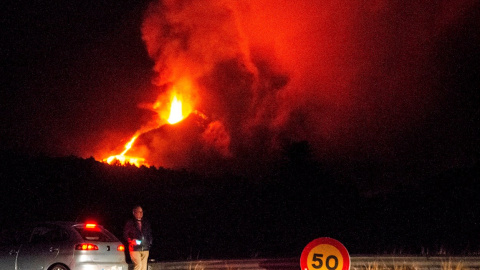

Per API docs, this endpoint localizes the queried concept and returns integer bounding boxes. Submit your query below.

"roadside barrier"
[137,256,480,270]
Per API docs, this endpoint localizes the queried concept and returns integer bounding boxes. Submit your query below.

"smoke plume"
[136,0,479,176]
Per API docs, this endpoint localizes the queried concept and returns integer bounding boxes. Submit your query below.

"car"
[0,221,128,270]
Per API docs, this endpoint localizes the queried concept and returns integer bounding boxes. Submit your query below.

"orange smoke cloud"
[128,0,478,172]
[139,0,291,169]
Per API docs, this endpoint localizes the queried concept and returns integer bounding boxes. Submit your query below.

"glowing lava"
[103,93,192,167]
[104,135,146,167]
[167,96,184,124]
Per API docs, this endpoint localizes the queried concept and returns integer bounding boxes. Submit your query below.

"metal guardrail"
[351,256,480,270]
[137,256,480,270]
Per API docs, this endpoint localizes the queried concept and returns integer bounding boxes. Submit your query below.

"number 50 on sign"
[300,237,350,270]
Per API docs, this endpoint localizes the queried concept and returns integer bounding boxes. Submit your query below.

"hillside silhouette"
[1,149,479,260]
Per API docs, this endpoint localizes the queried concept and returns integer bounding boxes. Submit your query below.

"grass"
[187,261,205,270]
[357,259,465,270]
[179,258,469,270]
[442,260,464,270]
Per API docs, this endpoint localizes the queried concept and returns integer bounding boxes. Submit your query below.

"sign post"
[300,237,350,270]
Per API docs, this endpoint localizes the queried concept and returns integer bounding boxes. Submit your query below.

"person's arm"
[123,221,135,244]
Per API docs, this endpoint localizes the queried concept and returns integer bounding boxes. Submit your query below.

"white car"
[0,221,128,270]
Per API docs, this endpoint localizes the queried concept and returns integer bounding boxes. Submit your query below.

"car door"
[16,224,69,270]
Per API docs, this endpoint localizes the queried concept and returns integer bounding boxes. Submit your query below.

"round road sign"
[300,237,350,270]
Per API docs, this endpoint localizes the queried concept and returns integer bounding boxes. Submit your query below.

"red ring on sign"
[300,237,350,270]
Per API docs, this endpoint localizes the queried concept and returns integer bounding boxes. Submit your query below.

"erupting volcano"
[103,91,196,167]
[92,0,478,177]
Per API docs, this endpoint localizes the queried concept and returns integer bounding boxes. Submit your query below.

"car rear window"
[30,225,70,243]
[74,227,118,242]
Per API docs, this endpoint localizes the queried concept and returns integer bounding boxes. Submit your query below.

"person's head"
[132,206,143,220]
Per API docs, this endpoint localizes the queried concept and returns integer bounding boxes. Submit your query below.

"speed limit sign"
[300,237,350,270]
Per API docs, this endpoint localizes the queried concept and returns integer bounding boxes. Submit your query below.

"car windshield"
[74,226,118,242]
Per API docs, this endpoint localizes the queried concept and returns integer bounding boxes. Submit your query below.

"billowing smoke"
[133,0,478,176]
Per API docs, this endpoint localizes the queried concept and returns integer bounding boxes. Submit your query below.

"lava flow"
[103,135,145,167]
[103,94,191,167]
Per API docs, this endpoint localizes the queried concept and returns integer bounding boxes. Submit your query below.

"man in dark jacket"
[124,205,153,270]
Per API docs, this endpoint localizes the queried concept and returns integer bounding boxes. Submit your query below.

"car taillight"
[117,245,125,252]
[75,243,99,250]
[85,223,97,229]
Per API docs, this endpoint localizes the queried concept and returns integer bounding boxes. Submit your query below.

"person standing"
[124,205,153,270]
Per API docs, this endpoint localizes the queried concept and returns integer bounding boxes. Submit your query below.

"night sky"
[2,0,479,190]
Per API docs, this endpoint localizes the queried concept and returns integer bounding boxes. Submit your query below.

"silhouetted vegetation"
[0,148,479,260]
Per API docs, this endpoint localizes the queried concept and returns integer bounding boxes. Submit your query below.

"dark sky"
[2,0,155,154]
[2,0,479,188]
